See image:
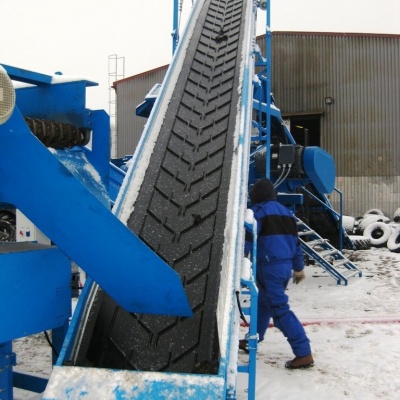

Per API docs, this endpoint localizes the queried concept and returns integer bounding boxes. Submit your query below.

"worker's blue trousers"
[256,262,311,357]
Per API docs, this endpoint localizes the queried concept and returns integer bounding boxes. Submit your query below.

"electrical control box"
[278,144,296,165]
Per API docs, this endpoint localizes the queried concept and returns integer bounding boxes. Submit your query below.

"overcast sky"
[2,0,400,111]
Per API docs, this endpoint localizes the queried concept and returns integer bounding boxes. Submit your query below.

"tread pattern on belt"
[77,0,247,374]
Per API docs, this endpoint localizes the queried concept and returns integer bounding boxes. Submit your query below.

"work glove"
[293,270,305,285]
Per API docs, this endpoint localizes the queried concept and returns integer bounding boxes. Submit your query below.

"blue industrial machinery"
[0,0,362,399]
[249,2,362,282]
[0,61,191,398]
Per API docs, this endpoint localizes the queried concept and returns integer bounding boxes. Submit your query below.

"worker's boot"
[238,339,249,354]
[285,354,314,369]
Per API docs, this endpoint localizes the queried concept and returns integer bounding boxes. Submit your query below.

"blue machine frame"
[0,65,191,318]
[0,62,191,398]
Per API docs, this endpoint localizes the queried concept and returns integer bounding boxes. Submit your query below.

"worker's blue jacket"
[245,200,304,271]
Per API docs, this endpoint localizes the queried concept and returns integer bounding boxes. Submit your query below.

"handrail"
[299,186,344,251]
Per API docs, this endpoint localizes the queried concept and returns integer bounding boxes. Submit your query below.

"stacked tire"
[342,215,371,249]
[387,210,400,252]
[349,208,400,252]
[363,221,392,247]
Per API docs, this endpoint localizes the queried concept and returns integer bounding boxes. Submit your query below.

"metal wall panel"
[114,65,168,157]
[330,176,400,220]
[116,33,400,217]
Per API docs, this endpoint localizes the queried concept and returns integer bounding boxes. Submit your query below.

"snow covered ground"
[13,247,400,399]
[236,247,400,400]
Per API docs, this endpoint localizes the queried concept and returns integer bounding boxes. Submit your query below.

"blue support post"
[336,187,344,251]
[82,109,111,192]
[237,217,258,400]
[265,0,272,179]
[0,342,16,400]
[55,276,96,366]
[52,320,70,365]
[172,0,179,54]
[251,1,274,180]
[13,371,48,394]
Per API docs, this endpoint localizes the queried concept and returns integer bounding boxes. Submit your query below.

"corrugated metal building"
[113,31,400,218]
[113,65,169,159]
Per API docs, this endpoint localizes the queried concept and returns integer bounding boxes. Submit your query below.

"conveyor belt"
[74,0,248,374]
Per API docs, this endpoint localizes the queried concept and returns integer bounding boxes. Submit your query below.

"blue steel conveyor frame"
[0,66,191,318]
[0,62,190,399]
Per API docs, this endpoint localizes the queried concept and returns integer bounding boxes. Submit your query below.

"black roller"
[74,0,248,374]
[24,117,89,148]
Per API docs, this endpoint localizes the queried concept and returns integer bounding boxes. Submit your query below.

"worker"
[240,177,314,369]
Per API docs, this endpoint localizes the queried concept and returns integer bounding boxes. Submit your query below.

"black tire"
[348,235,371,250]
[393,208,400,223]
[76,0,248,374]
[387,228,400,253]
[364,208,385,217]
[356,215,389,234]
[342,215,355,234]
[363,222,392,247]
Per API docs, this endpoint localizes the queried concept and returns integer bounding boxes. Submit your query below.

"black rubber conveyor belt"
[75,0,248,374]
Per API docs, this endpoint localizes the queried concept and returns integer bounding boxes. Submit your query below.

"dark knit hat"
[249,178,276,204]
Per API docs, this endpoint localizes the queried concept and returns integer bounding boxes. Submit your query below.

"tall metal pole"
[265,0,272,179]
[172,0,179,54]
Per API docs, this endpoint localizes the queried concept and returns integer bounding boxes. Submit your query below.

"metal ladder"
[296,218,362,285]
